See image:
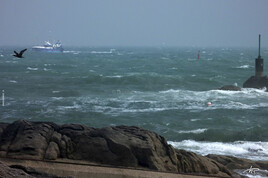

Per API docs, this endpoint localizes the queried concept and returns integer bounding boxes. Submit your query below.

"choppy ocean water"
[1,46,268,161]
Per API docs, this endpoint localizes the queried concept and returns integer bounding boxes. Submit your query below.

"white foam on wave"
[63,50,80,54]
[169,67,177,70]
[52,91,60,93]
[91,49,115,54]
[9,80,17,83]
[44,63,56,67]
[52,97,63,100]
[93,105,170,115]
[105,75,123,78]
[177,128,207,134]
[168,140,268,161]
[27,67,38,71]
[57,103,82,111]
[60,87,268,116]
[159,88,268,110]
[191,118,213,122]
[235,169,268,178]
[85,88,268,114]
[236,64,250,69]
[43,68,51,71]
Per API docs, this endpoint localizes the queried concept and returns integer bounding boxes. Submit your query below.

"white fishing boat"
[32,41,63,53]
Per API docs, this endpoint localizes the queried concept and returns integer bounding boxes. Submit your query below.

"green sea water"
[0,46,268,160]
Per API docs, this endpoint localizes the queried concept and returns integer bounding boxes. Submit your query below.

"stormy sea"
[1,46,268,162]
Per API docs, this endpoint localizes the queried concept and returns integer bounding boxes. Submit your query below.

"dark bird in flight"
[13,49,27,58]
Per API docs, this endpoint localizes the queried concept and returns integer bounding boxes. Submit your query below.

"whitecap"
[155,88,268,110]
[27,67,38,71]
[234,169,268,178]
[43,68,51,71]
[159,89,180,94]
[91,49,115,54]
[9,80,17,83]
[190,119,201,122]
[236,65,250,69]
[177,128,207,134]
[170,67,177,70]
[168,140,268,161]
[52,97,63,100]
[57,103,81,110]
[63,50,80,54]
[52,91,60,93]
[105,75,122,78]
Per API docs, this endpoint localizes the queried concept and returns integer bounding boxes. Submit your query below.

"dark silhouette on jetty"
[13,49,27,58]
[243,35,268,90]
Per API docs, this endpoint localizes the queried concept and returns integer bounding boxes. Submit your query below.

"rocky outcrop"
[243,76,268,91]
[0,120,177,172]
[0,161,33,178]
[207,154,268,170]
[207,154,268,178]
[0,161,72,178]
[0,120,233,177]
[176,149,232,177]
[218,85,241,91]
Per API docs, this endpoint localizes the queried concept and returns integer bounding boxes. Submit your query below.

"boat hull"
[32,47,63,53]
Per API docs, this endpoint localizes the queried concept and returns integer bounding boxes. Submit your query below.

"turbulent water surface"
[1,46,268,161]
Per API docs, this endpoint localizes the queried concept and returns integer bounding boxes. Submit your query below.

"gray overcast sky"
[1,0,268,47]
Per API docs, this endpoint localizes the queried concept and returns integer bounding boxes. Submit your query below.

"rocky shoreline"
[0,120,267,177]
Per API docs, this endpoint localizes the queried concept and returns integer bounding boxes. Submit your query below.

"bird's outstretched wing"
[19,49,27,56]
[14,51,19,56]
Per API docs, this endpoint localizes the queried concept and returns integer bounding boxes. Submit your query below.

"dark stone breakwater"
[0,120,267,177]
[220,35,268,92]
[243,35,268,91]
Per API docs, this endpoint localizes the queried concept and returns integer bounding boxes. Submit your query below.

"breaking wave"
[169,140,268,161]
[177,129,208,134]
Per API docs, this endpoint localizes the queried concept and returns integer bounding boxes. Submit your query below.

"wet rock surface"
[207,154,268,177]
[0,161,33,178]
[0,120,177,172]
[0,120,241,177]
[207,154,268,170]
[243,76,268,91]
[218,85,242,91]
[176,149,233,177]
